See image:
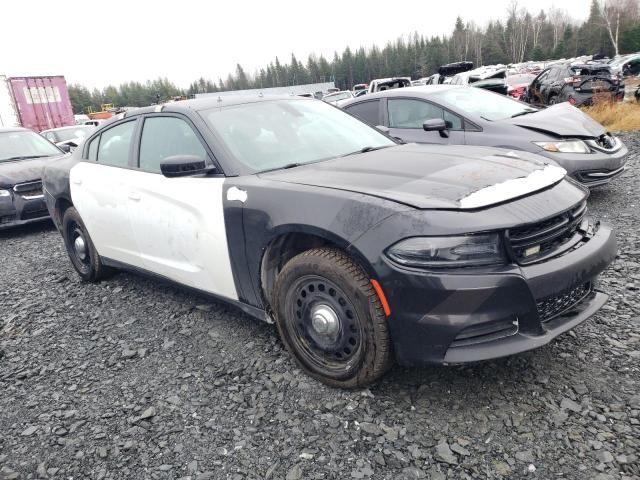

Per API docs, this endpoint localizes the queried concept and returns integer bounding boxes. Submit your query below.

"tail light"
[508,86,525,98]
[568,96,577,105]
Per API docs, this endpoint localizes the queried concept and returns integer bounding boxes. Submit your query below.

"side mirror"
[59,143,71,153]
[423,118,449,138]
[160,155,216,178]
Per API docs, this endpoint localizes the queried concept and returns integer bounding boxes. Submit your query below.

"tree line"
[69,0,640,114]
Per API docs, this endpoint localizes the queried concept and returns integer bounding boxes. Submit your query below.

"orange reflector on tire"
[370,279,391,317]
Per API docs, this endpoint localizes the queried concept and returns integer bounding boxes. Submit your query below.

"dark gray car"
[340,85,628,187]
[0,127,64,229]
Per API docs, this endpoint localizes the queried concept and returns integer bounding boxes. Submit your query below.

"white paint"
[70,162,146,268]
[71,162,238,300]
[124,170,238,300]
[459,164,567,209]
[154,105,163,112]
[226,186,247,203]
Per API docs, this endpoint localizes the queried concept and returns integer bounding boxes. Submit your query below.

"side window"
[388,99,444,129]
[443,110,463,130]
[87,135,99,161]
[97,121,136,167]
[139,116,207,173]
[344,100,380,126]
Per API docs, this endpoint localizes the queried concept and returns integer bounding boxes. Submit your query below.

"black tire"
[272,248,392,388]
[62,207,113,282]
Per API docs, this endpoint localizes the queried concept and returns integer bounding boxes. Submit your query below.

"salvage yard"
[0,133,639,480]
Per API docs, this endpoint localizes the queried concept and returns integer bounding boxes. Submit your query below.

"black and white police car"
[43,95,616,388]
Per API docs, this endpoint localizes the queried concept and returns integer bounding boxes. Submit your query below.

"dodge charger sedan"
[1,127,65,229]
[43,96,616,388]
[341,85,628,187]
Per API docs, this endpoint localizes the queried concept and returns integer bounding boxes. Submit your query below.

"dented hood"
[503,103,606,137]
[262,144,566,210]
[0,156,60,188]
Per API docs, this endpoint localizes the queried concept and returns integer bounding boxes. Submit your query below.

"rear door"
[70,119,143,267]
[385,98,465,145]
[125,114,238,300]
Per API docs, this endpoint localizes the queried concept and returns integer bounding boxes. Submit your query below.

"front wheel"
[272,248,392,388]
[62,207,113,282]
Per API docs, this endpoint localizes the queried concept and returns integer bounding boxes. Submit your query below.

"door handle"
[71,178,82,186]
[128,192,141,201]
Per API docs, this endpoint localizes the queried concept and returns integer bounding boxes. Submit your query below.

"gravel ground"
[1,133,639,480]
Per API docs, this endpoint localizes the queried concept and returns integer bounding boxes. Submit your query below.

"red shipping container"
[8,76,75,132]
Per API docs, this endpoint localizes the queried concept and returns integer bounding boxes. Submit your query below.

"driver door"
[527,69,550,105]
[385,98,465,145]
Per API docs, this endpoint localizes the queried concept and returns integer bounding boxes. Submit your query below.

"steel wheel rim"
[68,223,90,267]
[285,275,364,376]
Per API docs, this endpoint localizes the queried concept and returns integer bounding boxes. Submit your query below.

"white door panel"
[70,162,143,267]
[125,170,238,301]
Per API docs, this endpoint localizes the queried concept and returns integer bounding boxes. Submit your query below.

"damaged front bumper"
[377,220,616,366]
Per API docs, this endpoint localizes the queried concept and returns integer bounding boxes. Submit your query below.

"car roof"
[0,127,29,133]
[41,125,93,133]
[117,95,310,120]
[341,84,462,103]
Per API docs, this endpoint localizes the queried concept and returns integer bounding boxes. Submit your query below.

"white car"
[322,90,354,106]
[41,125,95,152]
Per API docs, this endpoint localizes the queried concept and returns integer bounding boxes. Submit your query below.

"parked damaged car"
[524,63,624,106]
[43,96,616,388]
[41,125,95,152]
[0,127,65,229]
[341,85,628,186]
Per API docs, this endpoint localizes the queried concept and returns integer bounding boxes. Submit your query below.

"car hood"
[261,144,567,210]
[503,103,606,138]
[0,156,60,188]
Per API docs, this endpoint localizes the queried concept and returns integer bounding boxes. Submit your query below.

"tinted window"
[97,121,136,167]
[443,110,463,130]
[344,100,380,126]
[389,99,446,129]
[139,117,207,173]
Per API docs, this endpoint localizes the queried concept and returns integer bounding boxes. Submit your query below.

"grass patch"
[581,99,640,132]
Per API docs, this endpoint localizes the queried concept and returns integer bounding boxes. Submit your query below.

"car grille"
[13,180,43,199]
[536,282,592,323]
[507,201,587,265]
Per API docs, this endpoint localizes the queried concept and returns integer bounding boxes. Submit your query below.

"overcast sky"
[1,0,591,89]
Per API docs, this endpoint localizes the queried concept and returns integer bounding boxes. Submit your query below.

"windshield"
[0,130,61,162]
[54,126,94,142]
[202,99,395,174]
[431,86,537,121]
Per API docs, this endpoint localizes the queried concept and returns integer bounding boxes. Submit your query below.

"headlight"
[534,140,590,153]
[0,189,11,198]
[385,234,506,268]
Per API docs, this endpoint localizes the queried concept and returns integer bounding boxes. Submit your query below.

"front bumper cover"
[377,222,616,366]
[0,186,50,230]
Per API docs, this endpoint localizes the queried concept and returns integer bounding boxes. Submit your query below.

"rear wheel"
[272,248,392,388]
[62,207,113,282]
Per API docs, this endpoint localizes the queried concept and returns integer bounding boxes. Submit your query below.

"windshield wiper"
[511,110,537,118]
[1,154,53,161]
[257,163,303,174]
[341,145,393,157]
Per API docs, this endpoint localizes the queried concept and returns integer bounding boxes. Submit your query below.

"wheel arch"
[53,196,74,228]
[258,225,376,313]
